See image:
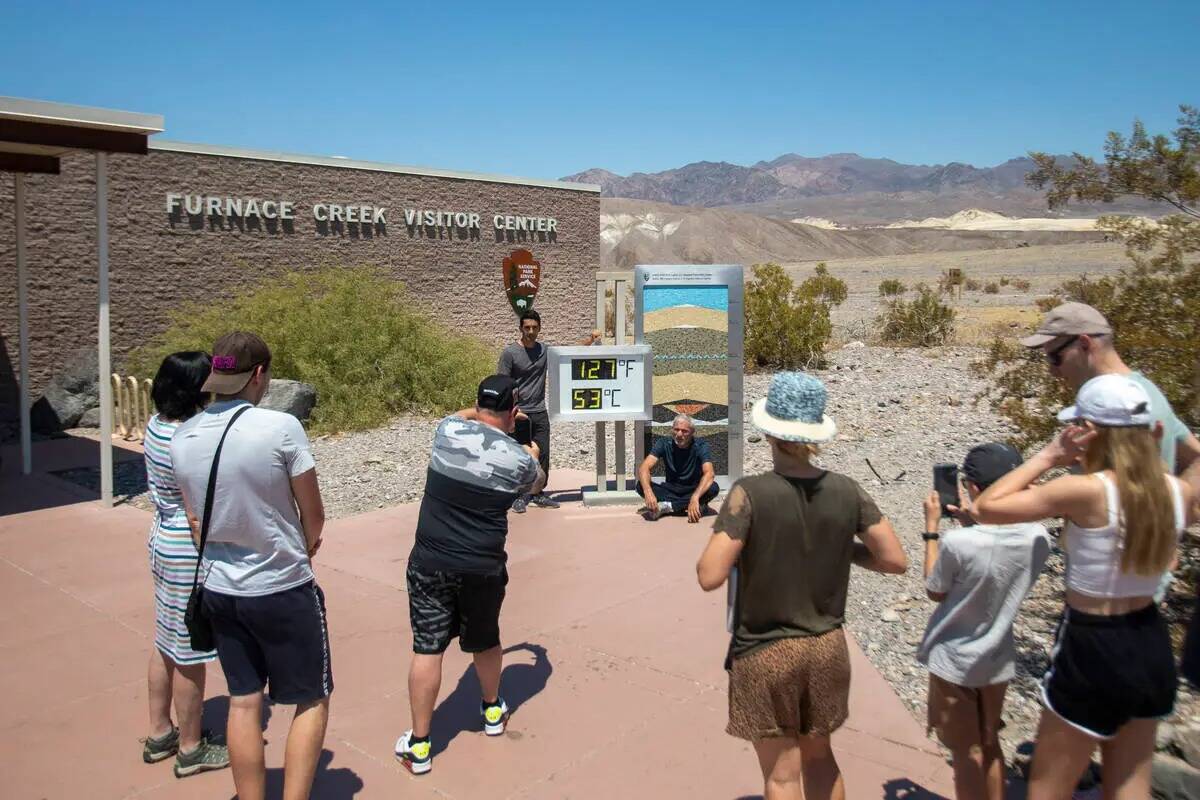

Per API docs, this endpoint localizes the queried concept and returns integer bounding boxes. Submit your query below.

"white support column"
[613,277,627,490]
[96,153,114,507]
[594,276,608,492]
[15,173,31,475]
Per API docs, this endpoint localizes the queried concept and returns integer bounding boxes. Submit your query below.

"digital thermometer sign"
[547,345,653,422]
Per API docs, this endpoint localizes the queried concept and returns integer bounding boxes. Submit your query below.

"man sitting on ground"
[636,414,718,522]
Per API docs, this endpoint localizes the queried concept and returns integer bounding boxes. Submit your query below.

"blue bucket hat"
[750,372,838,443]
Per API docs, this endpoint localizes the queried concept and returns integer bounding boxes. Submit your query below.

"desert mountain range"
[565,152,1153,225]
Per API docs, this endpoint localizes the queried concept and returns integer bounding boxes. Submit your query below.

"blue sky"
[2,0,1196,181]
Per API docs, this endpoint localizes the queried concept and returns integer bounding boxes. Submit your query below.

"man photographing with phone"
[917,443,1051,800]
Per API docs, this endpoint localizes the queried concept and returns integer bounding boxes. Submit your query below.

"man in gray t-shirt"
[172,332,330,800]
[918,443,1050,800]
[497,309,600,512]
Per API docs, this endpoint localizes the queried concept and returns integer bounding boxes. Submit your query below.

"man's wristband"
[922,531,940,541]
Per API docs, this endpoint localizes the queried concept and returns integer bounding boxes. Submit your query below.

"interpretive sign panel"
[634,265,744,484]
[547,345,653,422]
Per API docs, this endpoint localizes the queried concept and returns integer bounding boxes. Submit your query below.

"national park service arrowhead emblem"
[502,249,541,315]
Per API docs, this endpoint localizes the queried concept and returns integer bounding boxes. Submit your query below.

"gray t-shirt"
[171,399,317,597]
[1127,371,1189,474]
[919,522,1051,687]
[498,342,547,412]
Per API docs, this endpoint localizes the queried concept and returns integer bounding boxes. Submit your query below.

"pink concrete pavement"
[0,447,953,799]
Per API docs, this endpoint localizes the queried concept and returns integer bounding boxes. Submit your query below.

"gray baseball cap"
[1020,302,1112,348]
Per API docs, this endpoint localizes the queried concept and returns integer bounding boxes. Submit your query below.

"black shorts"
[1042,604,1176,739]
[202,581,333,705]
[407,562,506,655]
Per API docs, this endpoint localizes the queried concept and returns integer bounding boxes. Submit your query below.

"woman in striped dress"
[141,352,229,777]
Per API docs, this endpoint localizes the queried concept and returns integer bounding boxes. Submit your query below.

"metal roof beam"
[0,119,150,155]
[0,152,60,174]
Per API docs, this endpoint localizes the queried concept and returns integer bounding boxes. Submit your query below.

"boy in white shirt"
[918,443,1051,800]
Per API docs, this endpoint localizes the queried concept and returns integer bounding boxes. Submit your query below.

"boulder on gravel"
[1153,753,1200,800]
[30,348,99,432]
[78,406,102,428]
[259,379,317,421]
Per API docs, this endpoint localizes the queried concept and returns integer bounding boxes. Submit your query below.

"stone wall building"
[0,141,600,431]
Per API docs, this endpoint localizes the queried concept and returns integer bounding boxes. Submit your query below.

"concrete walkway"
[0,443,952,799]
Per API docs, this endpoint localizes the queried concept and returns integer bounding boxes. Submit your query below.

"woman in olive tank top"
[698,373,907,800]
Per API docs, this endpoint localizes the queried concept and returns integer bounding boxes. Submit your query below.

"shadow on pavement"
[883,777,951,799]
[202,694,273,738]
[251,749,364,799]
[430,641,553,757]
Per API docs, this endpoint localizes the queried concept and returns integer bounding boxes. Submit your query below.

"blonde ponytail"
[1085,427,1177,575]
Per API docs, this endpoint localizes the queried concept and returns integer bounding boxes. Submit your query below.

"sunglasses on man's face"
[1045,336,1079,366]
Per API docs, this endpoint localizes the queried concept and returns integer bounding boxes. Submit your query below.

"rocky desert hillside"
[600,198,1105,269]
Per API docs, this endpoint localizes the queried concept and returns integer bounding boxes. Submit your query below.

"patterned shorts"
[727,628,851,740]
[407,563,507,655]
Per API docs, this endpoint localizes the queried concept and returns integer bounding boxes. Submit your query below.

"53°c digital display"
[570,388,603,410]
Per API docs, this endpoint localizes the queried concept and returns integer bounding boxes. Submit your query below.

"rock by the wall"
[259,379,317,421]
[1153,753,1200,800]
[30,348,99,432]
[78,406,101,428]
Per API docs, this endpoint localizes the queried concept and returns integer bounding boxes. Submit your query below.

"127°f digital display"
[571,358,617,380]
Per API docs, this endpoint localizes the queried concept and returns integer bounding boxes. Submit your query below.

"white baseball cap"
[1057,374,1154,427]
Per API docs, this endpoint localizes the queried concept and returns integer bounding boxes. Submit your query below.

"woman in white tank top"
[973,374,1195,800]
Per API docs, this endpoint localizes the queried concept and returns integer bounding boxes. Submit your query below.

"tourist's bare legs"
[147,650,175,739]
[283,697,330,800]
[409,653,444,737]
[227,692,267,800]
[753,736,804,800]
[798,734,845,800]
[147,651,207,751]
[172,662,207,752]
[1099,717,1156,800]
[1027,710,1097,800]
[473,645,503,703]
[949,739,1005,800]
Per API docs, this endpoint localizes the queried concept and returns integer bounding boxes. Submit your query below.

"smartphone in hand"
[933,463,959,517]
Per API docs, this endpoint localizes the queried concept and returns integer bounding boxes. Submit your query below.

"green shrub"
[126,266,498,433]
[984,282,1000,294]
[802,262,849,305]
[965,278,982,291]
[878,278,906,297]
[999,276,1011,287]
[878,286,956,347]
[745,263,842,369]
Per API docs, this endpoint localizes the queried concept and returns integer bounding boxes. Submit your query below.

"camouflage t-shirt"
[409,415,540,575]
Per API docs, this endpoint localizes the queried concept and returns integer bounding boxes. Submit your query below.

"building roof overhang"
[0,96,164,173]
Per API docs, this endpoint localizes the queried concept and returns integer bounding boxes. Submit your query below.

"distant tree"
[1027,105,1198,219]
[977,106,1200,448]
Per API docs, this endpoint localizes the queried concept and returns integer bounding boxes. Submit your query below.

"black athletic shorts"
[1042,604,1175,739]
[203,581,333,704]
[407,562,507,655]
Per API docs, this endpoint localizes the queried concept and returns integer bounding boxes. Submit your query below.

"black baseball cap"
[476,375,518,412]
[962,442,1023,489]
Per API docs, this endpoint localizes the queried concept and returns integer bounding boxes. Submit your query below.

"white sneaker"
[482,698,509,736]
[395,730,432,775]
